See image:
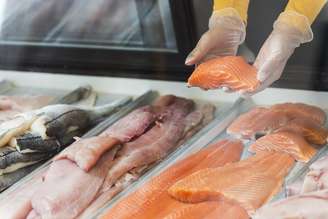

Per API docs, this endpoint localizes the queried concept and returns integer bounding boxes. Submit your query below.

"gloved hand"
[185,8,246,66]
[243,11,313,96]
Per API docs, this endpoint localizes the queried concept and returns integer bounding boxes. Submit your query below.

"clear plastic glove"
[243,11,313,96]
[185,8,246,66]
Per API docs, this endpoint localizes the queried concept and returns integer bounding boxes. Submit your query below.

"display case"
[0,1,327,218]
[0,0,197,80]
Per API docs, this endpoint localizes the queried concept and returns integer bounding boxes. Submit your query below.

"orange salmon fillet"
[162,201,248,219]
[101,139,244,219]
[168,152,295,215]
[275,118,328,145]
[187,56,259,92]
[249,131,317,162]
[227,107,289,139]
[271,103,326,125]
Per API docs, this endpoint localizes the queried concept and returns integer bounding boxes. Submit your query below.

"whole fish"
[34,100,130,138]
[0,147,51,175]
[11,98,130,153]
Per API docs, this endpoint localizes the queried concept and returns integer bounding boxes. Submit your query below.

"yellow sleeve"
[285,0,327,24]
[213,0,250,23]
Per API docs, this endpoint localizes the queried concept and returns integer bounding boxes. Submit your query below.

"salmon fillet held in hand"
[249,131,317,162]
[187,56,259,92]
[168,152,295,215]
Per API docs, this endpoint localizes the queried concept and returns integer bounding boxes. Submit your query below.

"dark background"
[0,0,327,91]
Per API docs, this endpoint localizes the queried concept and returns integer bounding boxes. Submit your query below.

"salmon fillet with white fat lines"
[227,107,290,140]
[187,56,260,92]
[227,102,327,140]
[275,118,328,145]
[249,131,316,162]
[168,152,295,215]
[271,102,326,125]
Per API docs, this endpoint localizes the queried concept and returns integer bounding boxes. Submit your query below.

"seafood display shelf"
[0,70,327,218]
[226,99,328,203]
[0,90,153,198]
[0,87,236,218]
[94,95,328,218]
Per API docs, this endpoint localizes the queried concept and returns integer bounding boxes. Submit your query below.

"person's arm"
[185,0,250,65]
[285,0,327,24]
[245,0,327,95]
[213,0,249,23]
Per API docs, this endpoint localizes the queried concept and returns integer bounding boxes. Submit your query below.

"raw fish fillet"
[253,189,328,219]
[286,178,303,197]
[0,174,44,219]
[276,118,328,145]
[301,155,328,194]
[227,103,327,140]
[30,148,117,219]
[54,136,119,171]
[101,139,244,219]
[227,107,289,139]
[100,105,157,142]
[77,173,137,219]
[26,210,41,219]
[162,201,248,219]
[100,97,194,191]
[55,100,164,171]
[187,56,259,92]
[249,131,316,162]
[271,102,326,125]
[79,101,215,217]
[168,152,295,214]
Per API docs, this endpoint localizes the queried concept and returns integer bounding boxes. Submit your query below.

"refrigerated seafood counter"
[0,70,327,219]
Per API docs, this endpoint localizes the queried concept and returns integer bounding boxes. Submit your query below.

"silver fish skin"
[12,129,82,154]
[10,133,61,154]
[32,97,131,139]
[0,147,51,175]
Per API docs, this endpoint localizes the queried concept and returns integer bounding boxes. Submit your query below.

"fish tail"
[89,97,131,120]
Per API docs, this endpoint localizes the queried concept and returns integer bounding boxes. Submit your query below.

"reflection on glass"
[0,0,177,51]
